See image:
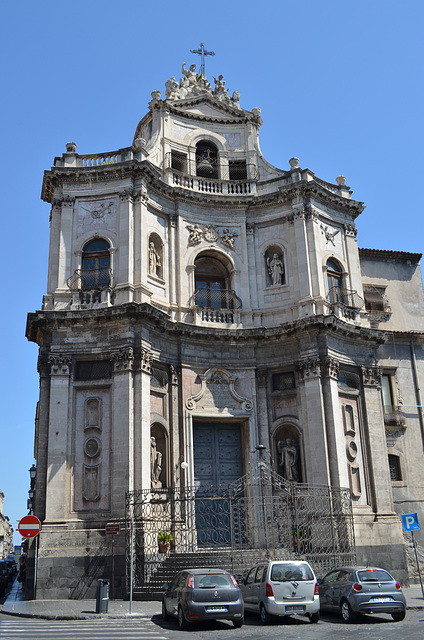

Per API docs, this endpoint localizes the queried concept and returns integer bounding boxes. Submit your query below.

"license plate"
[370,597,393,603]
[205,606,228,613]
[285,605,305,613]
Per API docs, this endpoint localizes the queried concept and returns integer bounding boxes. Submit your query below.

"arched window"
[194,255,230,309]
[327,258,343,304]
[82,238,110,289]
[196,141,218,178]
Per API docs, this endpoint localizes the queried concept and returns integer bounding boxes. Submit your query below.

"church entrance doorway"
[193,421,243,545]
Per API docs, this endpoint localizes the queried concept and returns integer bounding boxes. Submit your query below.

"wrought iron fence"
[67,268,116,291]
[189,288,242,310]
[327,286,364,310]
[125,466,355,595]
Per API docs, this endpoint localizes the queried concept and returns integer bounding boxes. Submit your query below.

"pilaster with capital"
[45,354,73,521]
[255,368,270,451]
[320,356,350,489]
[109,347,134,515]
[114,190,134,304]
[296,356,331,484]
[169,364,182,486]
[360,365,394,515]
[289,204,314,305]
[133,346,153,491]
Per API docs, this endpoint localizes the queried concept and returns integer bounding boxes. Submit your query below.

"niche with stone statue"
[265,246,285,287]
[150,424,166,489]
[148,233,163,280]
[274,426,301,483]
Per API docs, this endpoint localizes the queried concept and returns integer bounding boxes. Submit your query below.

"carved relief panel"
[74,388,111,511]
[339,395,365,501]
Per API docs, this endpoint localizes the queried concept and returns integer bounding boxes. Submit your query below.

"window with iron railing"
[388,454,402,481]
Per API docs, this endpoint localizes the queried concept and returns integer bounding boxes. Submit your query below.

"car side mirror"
[162,583,169,590]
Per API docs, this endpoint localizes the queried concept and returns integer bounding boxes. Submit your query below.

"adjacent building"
[26,64,424,599]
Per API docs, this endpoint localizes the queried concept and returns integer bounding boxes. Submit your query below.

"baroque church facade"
[26,63,424,599]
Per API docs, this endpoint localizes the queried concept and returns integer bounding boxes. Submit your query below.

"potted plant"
[157,531,173,553]
[291,526,306,552]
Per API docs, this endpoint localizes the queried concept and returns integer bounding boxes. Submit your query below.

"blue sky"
[1,0,423,544]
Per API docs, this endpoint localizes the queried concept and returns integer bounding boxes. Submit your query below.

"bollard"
[95,579,110,613]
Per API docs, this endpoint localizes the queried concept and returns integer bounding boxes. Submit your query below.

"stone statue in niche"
[267,252,285,286]
[151,436,163,488]
[148,241,161,276]
[277,437,298,482]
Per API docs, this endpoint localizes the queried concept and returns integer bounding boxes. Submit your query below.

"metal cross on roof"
[190,42,215,76]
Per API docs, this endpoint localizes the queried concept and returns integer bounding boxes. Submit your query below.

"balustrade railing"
[67,268,116,291]
[164,153,257,196]
[327,287,364,311]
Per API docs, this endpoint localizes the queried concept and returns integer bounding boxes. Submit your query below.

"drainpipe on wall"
[410,339,424,452]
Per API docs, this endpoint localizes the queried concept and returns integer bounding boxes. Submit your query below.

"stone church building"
[26,63,424,599]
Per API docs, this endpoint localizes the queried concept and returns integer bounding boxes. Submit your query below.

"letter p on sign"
[402,513,420,532]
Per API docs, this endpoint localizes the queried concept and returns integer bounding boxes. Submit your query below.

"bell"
[196,151,215,177]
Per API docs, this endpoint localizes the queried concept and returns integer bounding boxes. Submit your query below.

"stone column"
[44,355,72,522]
[297,356,330,485]
[110,347,134,516]
[361,366,394,515]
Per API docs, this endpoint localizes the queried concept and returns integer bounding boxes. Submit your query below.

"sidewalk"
[1,578,161,620]
[1,578,423,620]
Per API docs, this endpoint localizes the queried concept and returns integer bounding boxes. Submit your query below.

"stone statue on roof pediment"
[163,63,241,108]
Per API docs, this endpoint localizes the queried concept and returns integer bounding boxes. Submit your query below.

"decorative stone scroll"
[297,357,321,381]
[186,367,253,412]
[321,357,340,380]
[111,347,134,372]
[187,223,238,249]
[141,348,153,374]
[361,365,382,387]
[48,354,72,375]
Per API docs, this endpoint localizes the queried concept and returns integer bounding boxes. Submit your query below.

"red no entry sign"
[18,515,41,538]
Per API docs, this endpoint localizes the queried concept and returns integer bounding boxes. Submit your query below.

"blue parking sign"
[402,513,420,532]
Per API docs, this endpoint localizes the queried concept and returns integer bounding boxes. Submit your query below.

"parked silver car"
[318,567,406,622]
[242,560,320,624]
[162,568,244,629]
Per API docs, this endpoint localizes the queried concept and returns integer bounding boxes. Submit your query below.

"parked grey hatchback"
[318,567,406,622]
[242,560,320,624]
[162,568,244,629]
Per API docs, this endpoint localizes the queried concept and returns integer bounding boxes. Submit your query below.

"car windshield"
[195,574,233,589]
[271,563,313,581]
[357,569,393,582]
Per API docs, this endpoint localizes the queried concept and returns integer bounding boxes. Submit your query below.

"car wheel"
[309,611,319,623]
[260,603,272,625]
[161,600,169,621]
[391,610,406,622]
[178,605,189,630]
[340,599,356,623]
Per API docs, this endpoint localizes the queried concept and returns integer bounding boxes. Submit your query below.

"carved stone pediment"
[186,367,253,412]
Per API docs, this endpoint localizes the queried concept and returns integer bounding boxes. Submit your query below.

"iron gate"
[125,464,356,594]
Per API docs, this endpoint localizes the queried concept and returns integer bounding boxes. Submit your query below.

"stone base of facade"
[33,527,126,600]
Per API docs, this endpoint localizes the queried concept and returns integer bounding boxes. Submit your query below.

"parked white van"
[242,560,320,624]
